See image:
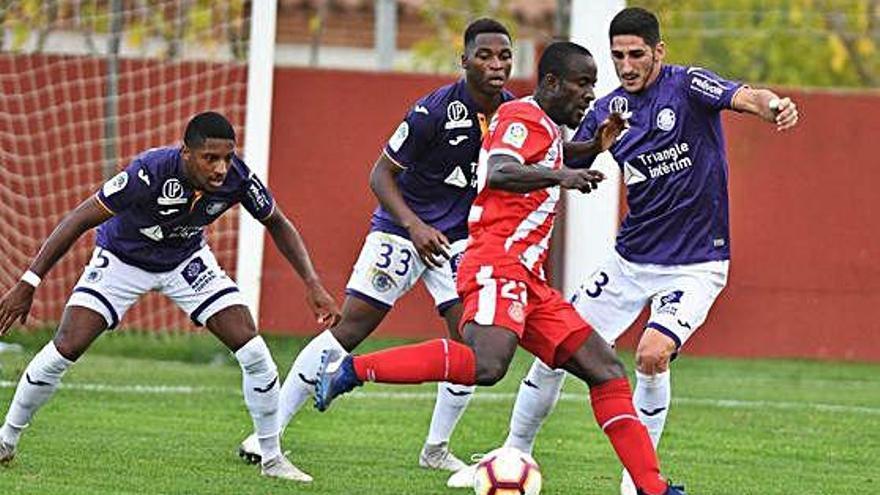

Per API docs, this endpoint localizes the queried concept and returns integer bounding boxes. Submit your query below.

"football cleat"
[0,440,15,465]
[419,441,466,472]
[637,483,687,495]
[237,432,262,465]
[446,453,484,488]
[314,349,362,412]
[261,453,313,482]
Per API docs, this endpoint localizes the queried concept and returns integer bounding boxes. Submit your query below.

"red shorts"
[457,261,593,368]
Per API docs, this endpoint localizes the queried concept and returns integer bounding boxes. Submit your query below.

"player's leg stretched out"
[314,263,684,495]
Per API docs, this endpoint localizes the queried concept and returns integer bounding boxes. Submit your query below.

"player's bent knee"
[474,358,509,386]
[635,349,671,374]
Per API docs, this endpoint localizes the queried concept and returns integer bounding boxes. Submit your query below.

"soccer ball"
[473,447,542,495]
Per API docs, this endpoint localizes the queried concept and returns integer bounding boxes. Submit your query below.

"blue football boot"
[314,348,362,412]
[638,484,686,495]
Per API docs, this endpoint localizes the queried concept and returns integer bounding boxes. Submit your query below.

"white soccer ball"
[473,447,542,495]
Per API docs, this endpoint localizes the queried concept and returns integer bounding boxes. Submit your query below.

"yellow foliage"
[828,34,849,73]
[856,37,875,57]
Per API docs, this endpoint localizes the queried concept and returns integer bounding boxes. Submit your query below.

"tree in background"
[632,0,878,87]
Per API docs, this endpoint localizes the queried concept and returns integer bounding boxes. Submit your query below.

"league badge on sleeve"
[502,122,528,149]
[102,171,129,197]
[388,121,409,152]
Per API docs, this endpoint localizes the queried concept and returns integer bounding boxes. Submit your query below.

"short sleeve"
[95,159,151,214]
[485,110,553,165]
[683,67,743,111]
[240,173,275,221]
[566,107,601,169]
[383,104,438,169]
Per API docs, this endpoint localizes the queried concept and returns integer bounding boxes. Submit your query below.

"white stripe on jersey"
[503,186,559,253]
[520,225,554,272]
[475,266,496,325]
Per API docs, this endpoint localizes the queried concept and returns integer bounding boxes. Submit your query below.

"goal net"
[0,1,252,333]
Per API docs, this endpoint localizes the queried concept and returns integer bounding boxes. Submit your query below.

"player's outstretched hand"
[305,283,342,328]
[596,112,628,152]
[770,97,799,131]
[0,282,35,336]
[558,168,606,194]
[407,221,451,269]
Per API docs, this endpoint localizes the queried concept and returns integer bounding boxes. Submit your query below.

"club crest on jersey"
[444,101,472,129]
[102,171,129,197]
[609,95,629,115]
[388,121,409,152]
[181,256,217,291]
[205,201,227,216]
[656,108,676,132]
[85,269,102,283]
[158,178,187,205]
[507,301,525,323]
[371,270,394,293]
[502,122,528,149]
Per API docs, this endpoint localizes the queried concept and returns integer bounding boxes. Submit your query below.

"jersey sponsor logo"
[657,108,676,131]
[246,179,270,211]
[102,171,129,197]
[637,142,693,179]
[158,178,187,205]
[167,225,204,240]
[444,101,472,129]
[444,166,469,188]
[139,225,164,241]
[623,161,648,185]
[137,168,151,186]
[181,256,217,292]
[448,135,469,146]
[388,121,409,152]
[158,208,181,216]
[501,122,528,148]
[688,69,731,101]
[205,201,228,216]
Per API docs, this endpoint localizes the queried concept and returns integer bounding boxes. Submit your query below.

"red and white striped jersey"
[465,97,563,279]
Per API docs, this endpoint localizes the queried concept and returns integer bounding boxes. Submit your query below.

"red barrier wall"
[262,68,880,362]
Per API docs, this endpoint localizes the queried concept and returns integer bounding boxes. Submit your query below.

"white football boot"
[261,453,313,482]
[237,432,262,465]
[418,441,466,472]
[446,454,483,488]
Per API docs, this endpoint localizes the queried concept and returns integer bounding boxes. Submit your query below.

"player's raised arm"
[0,196,113,334]
[261,206,341,327]
[732,87,799,131]
[369,152,450,269]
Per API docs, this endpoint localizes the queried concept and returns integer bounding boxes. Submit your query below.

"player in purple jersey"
[447,7,800,494]
[0,112,341,482]
[235,18,516,475]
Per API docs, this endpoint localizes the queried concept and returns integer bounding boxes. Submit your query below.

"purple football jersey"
[95,146,274,272]
[371,79,515,242]
[570,65,743,265]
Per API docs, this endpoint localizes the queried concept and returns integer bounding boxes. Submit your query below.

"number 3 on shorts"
[585,271,609,298]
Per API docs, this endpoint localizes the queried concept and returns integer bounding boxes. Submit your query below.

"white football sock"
[277,330,346,432]
[235,336,282,462]
[1,342,73,445]
[633,370,671,447]
[503,358,566,454]
[425,382,475,445]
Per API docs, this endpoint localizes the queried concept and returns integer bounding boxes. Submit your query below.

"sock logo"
[298,373,318,386]
[639,407,667,417]
[25,373,51,387]
[253,376,278,393]
[522,379,539,389]
[445,387,473,397]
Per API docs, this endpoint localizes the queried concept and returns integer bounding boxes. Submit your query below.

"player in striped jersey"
[313,42,685,495]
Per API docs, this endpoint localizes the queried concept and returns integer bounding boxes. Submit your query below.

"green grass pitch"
[0,330,877,494]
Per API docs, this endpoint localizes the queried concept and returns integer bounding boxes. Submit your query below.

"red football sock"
[352,339,476,385]
[591,377,667,495]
